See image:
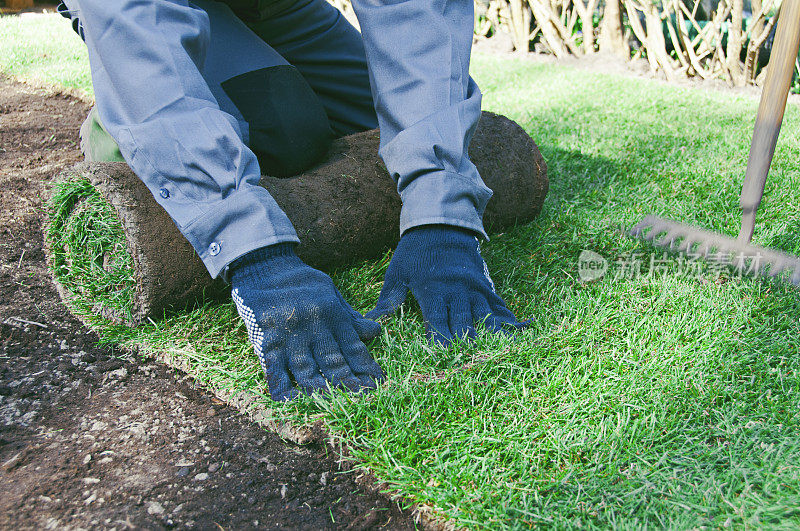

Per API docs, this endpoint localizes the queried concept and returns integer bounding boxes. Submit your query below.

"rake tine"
[665,229,685,250]
[674,235,695,255]
[732,252,749,274]
[630,216,659,240]
[696,240,715,260]
[653,228,672,246]
[765,260,784,278]
[792,267,800,285]
[772,259,794,279]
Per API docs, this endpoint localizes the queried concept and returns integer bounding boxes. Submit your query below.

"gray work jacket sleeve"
[351,0,493,240]
[61,0,299,280]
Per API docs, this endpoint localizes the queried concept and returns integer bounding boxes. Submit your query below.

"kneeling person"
[59,0,527,401]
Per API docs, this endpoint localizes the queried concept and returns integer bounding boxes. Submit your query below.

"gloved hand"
[230,243,384,401]
[366,225,527,347]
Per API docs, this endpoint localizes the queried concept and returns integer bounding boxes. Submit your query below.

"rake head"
[630,215,800,285]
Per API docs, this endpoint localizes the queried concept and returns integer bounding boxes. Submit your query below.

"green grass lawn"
[0,12,92,97]
[5,12,800,529]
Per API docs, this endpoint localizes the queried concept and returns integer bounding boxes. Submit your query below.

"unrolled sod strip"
[45,111,548,325]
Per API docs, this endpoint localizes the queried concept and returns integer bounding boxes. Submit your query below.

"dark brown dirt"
[0,77,418,530]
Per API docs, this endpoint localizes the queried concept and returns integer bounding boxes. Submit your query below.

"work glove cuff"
[229,242,303,286]
[403,223,482,241]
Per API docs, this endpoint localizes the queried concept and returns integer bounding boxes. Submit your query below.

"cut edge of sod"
[43,175,456,531]
[45,174,137,325]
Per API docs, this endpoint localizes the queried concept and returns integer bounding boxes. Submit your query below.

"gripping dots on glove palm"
[366,225,527,347]
[230,244,383,401]
[231,288,267,371]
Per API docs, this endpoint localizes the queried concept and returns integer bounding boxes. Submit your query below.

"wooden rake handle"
[739,0,800,243]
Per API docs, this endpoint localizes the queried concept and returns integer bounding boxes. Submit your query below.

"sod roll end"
[46,111,548,325]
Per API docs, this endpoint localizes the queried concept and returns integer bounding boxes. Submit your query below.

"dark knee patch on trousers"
[222,65,333,177]
[217,0,300,22]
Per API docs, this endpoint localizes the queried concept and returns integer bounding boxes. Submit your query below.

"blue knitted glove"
[366,225,527,346]
[230,244,384,401]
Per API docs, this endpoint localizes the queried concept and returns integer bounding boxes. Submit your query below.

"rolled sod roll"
[45,111,548,325]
